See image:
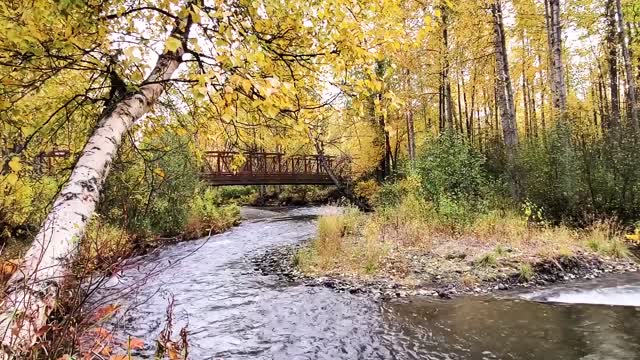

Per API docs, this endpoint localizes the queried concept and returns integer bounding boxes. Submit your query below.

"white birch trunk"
[492,0,520,200]
[545,0,568,116]
[0,24,189,356]
[616,0,639,132]
[492,1,518,149]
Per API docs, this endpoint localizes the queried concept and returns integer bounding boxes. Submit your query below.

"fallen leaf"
[35,325,51,337]
[101,345,114,356]
[93,303,121,321]
[93,327,113,341]
[128,336,145,350]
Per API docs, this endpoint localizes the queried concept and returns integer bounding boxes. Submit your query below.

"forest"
[1,0,640,358]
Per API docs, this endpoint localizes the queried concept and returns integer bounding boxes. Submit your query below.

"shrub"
[416,132,488,204]
[219,186,257,203]
[517,123,640,224]
[184,188,240,238]
[99,133,201,238]
[1,175,58,241]
[376,174,423,208]
[354,179,380,205]
[77,216,133,272]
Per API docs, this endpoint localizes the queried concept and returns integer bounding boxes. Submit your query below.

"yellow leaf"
[166,37,182,52]
[153,168,165,178]
[5,173,18,185]
[241,79,252,93]
[168,347,179,360]
[8,157,22,172]
[190,5,202,23]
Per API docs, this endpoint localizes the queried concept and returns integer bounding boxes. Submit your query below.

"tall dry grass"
[297,201,634,278]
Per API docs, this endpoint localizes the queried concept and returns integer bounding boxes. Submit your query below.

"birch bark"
[615,0,639,131]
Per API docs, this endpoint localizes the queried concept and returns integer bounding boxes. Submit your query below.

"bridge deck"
[201,151,349,186]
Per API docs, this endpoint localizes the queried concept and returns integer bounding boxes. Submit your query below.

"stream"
[104,207,640,359]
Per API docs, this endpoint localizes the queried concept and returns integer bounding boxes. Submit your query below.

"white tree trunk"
[0,25,189,356]
[492,0,520,200]
[545,0,568,116]
[492,1,518,149]
[616,0,639,132]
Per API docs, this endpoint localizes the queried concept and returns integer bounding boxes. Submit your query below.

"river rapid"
[102,207,640,360]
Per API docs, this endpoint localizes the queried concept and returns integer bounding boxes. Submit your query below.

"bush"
[1,175,58,242]
[376,174,422,207]
[99,133,201,238]
[77,216,133,272]
[99,133,241,242]
[518,123,640,224]
[184,188,240,238]
[353,179,380,205]
[416,132,488,204]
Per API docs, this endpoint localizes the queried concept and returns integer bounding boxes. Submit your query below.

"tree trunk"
[0,18,191,354]
[616,0,639,131]
[404,69,416,165]
[523,58,531,139]
[545,0,568,117]
[441,4,455,130]
[492,0,520,198]
[607,0,621,128]
[597,59,611,130]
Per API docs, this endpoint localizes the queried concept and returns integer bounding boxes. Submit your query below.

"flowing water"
[105,207,640,360]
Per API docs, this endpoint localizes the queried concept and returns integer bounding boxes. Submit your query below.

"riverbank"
[252,205,640,299]
[253,243,639,299]
[250,186,343,207]
[0,203,241,285]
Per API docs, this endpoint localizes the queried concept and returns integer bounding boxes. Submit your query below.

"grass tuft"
[518,263,534,281]
[476,252,497,267]
[584,221,630,259]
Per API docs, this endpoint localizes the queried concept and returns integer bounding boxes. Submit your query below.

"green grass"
[476,252,497,267]
[518,263,534,281]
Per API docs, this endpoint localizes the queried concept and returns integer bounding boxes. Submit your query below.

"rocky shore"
[251,243,640,299]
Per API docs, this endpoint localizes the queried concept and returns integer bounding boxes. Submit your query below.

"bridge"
[200,151,350,186]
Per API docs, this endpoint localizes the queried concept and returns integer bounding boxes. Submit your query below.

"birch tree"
[491,0,520,198]
[606,0,621,128]
[0,6,195,354]
[544,0,568,117]
[615,0,639,132]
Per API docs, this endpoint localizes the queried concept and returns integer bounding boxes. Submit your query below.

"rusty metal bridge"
[200,151,350,186]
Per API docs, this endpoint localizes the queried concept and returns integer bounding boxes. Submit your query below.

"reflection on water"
[102,207,640,360]
[383,297,640,360]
